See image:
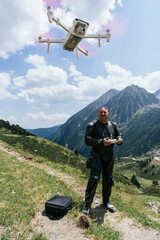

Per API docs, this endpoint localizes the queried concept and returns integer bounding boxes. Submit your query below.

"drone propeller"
[47,5,53,23]
[38,36,49,43]
[106,29,111,42]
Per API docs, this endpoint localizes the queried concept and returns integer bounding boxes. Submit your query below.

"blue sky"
[0,0,160,129]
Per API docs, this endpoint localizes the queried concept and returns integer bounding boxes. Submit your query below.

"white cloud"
[0,0,123,59]
[0,112,18,125]
[104,62,160,92]
[143,71,160,92]
[105,62,132,78]
[54,0,122,33]
[17,54,75,103]
[0,72,17,99]
[69,64,82,80]
[25,65,68,86]
[117,0,123,7]
[1,54,159,105]
[0,72,11,88]
[26,54,46,67]
[0,0,49,58]
[16,54,104,104]
[24,54,68,87]
[13,76,27,88]
[68,62,160,99]
[22,111,70,127]
[15,55,160,106]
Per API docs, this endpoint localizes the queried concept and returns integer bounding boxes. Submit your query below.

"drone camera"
[73,19,89,36]
[76,26,86,35]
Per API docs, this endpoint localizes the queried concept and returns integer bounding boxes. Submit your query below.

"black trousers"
[85,152,114,207]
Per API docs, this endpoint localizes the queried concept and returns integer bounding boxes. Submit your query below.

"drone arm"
[38,37,65,53]
[49,16,69,33]
[85,34,107,39]
[85,30,111,46]
[46,38,64,43]
[76,46,88,58]
[38,37,64,44]
[47,6,69,32]
[47,8,53,23]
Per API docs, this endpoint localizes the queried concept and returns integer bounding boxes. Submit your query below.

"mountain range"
[116,103,160,157]
[27,85,160,158]
[51,85,160,157]
[27,124,61,138]
[155,89,160,100]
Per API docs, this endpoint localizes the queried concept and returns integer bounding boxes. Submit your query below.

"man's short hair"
[99,106,108,111]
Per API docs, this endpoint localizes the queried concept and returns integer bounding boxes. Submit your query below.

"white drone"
[39,6,111,58]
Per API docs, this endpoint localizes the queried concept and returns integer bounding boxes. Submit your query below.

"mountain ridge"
[27,124,61,138]
[155,89,160,100]
[51,88,119,143]
[53,84,159,157]
[116,102,160,157]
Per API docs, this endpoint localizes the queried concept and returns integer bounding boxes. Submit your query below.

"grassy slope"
[0,129,160,239]
[0,150,82,239]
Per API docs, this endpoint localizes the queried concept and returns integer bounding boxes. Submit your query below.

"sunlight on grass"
[0,129,160,239]
[0,150,81,239]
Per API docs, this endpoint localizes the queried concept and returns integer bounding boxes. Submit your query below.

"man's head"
[98,107,109,123]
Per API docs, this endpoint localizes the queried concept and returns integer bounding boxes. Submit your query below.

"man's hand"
[116,136,123,145]
[103,137,112,146]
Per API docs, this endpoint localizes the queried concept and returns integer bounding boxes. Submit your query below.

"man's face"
[98,108,109,123]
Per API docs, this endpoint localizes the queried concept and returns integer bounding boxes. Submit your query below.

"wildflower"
[11,190,15,194]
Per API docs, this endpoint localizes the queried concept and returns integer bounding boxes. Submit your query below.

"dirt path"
[0,144,160,240]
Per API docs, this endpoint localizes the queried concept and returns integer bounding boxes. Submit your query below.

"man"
[82,106,123,215]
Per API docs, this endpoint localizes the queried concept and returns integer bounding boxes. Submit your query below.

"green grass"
[93,179,160,232]
[87,220,120,240]
[0,129,160,239]
[0,150,81,239]
[0,144,120,239]
[112,191,160,231]
[0,131,87,172]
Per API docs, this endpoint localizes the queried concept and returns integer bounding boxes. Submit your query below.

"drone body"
[63,18,89,52]
[38,6,111,57]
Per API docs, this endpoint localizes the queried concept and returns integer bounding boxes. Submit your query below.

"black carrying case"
[45,195,73,218]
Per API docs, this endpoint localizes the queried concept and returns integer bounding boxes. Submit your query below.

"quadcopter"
[38,6,111,58]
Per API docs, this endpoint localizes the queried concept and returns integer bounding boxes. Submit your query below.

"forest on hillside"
[0,119,33,136]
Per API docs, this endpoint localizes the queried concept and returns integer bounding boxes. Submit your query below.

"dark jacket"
[85,120,120,155]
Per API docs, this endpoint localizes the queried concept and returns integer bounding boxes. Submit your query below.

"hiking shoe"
[82,203,90,215]
[105,202,116,213]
